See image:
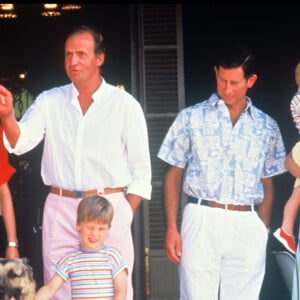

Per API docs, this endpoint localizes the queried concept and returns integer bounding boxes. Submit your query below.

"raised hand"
[0,85,14,119]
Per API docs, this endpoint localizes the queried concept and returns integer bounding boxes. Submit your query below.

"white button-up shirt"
[4,79,152,200]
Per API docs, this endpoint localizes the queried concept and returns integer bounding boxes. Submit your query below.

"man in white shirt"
[0,25,152,300]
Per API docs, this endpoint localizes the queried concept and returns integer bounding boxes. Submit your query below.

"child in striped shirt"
[35,195,128,300]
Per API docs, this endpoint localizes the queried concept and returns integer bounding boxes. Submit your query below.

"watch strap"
[8,241,19,247]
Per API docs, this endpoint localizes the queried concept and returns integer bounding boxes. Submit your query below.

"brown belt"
[50,186,126,198]
[188,197,254,212]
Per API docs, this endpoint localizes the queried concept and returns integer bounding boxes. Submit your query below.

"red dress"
[0,127,15,185]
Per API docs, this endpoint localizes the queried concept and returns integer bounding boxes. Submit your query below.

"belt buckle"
[73,191,83,198]
[224,203,228,211]
[97,188,104,195]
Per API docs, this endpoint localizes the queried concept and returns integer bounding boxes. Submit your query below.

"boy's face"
[76,220,110,250]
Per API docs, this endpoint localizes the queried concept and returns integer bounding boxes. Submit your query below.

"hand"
[164,227,182,264]
[0,85,14,119]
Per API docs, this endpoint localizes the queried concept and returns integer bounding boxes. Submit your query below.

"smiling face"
[77,220,110,251]
[64,31,104,87]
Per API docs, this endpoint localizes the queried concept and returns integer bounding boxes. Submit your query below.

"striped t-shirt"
[54,246,127,299]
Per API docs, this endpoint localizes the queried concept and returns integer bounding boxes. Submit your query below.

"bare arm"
[0,85,20,147]
[113,268,128,300]
[0,182,19,258]
[126,193,142,215]
[256,177,274,227]
[164,165,184,264]
[35,274,64,300]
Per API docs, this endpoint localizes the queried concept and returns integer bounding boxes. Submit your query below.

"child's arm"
[35,274,65,300]
[113,268,128,300]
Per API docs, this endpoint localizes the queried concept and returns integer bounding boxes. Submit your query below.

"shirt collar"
[208,92,255,119]
[92,77,106,103]
[70,77,106,104]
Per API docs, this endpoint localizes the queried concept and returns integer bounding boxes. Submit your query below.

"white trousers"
[42,192,134,300]
[180,203,268,300]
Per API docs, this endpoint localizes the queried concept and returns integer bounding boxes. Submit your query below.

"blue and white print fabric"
[157,93,286,205]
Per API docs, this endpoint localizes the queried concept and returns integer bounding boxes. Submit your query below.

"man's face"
[214,66,257,107]
[64,32,104,85]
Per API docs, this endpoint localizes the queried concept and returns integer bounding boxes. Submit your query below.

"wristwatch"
[8,241,19,248]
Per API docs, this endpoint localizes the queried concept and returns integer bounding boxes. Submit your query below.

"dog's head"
[0,258,36,300]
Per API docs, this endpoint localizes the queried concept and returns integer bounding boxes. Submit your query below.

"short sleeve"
[107,247,128,277]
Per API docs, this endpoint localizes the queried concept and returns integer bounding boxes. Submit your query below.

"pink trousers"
[42,192,134,300]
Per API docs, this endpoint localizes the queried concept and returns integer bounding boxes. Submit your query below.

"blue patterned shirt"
[157,93,287,205]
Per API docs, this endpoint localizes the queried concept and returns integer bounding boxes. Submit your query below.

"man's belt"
[188,197,254,212]
[50,186,126,198]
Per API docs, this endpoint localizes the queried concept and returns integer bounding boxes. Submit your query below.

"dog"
[0,258,36,300]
